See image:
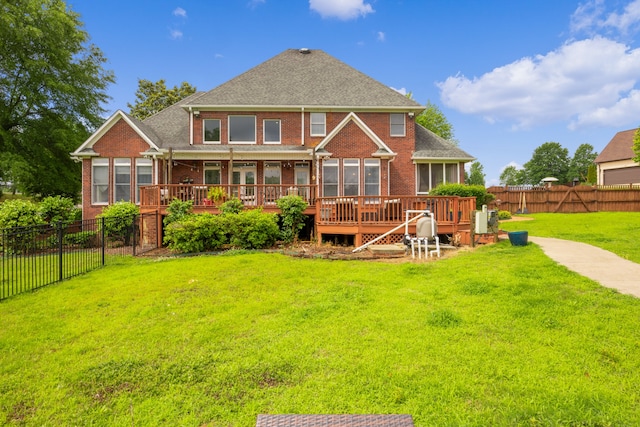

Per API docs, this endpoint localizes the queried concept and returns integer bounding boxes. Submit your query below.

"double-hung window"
[92,158,109,205]
[364,159,380,195]
[263,119,281,144]
[322,159,338,197]
[135,159,152,204]
[229,116,256,143]
[390,113,405,136]
[343,159,359,196]
[310,112,326,136]
[114,158,131,202]
[203,119,221,143]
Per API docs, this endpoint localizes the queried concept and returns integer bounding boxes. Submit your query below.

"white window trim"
[322,158,339,197]
[310,112,326,137]
[390,113,405,137]
[228,115,256,144]
[364,158,380,196]
[264,162,282,184]
[114,158,132,202]
[263,119,281,144]
[343,158,360,196]
[204,161,221,185]
[135,158,153,204]
[92,158,109,205]
[203,118,221,144]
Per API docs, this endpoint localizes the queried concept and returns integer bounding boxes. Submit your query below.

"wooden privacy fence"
[487,185,640,213]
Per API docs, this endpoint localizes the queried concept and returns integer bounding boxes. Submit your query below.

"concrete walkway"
[529,236,640,298]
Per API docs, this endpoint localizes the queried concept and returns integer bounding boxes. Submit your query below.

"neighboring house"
[595,128,640,185]
[72,48,475,245]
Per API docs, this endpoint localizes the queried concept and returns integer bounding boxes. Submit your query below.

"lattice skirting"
[362,232,405,245]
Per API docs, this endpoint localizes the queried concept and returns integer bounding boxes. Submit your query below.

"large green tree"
[466,161,486,186]
[568,143,598,183]
[522,142,570,185]
[415,101,456,142]
[499,165,526,186]
[0,0,113,198]
[128,79,197,120]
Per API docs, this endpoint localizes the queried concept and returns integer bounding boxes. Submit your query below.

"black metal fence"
[0,211,159,300]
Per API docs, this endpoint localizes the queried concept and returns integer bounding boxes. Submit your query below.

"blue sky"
[71,0,640,185]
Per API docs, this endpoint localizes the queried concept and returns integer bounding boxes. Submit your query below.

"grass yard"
[499,212,640,263]
[1,213,640,426]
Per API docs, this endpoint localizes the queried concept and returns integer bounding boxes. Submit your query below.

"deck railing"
[140,184,317,209]
[316,195,476,227]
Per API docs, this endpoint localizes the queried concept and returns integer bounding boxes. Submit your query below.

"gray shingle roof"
[413,124,475,161]
[142,91,206,148]
[185,49,423,109]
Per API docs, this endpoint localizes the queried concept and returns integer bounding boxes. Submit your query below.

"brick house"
[72,49,476,246]
[595,128,640,185]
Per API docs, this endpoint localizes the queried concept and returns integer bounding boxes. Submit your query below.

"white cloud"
[173,7,187,18]
[169,29,183,40]
[248,0,265,9]
[391,87,407,96]
[377,31,385,42]
[309,0,374,20]
[438,37,640,130]
[571,0,640,35]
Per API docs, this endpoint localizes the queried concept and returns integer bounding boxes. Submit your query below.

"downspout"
[387,156,395,196]
[301,107,305,146]
[189,107,193,145]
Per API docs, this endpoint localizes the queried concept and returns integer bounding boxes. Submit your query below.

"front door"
[294,163,310,200]
[232,162,256,204]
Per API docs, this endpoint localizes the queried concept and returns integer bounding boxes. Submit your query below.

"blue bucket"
[508,231,528,246]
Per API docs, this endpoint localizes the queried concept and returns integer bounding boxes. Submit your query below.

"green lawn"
[499,212,640,263]
[1,213,640,426]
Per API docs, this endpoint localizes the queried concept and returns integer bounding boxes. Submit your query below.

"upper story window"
[229,116,256,144]
[203,119,221,143]
[310,112,326,136]
[92,158,109,205]
[264,119,281,144]
[114,158,131,202]
[390,113,405,137]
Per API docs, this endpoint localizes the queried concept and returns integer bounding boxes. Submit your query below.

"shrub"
[498,210,512,220]
[430,183,495,209]
[38,195,81,224]
[0,200,47,254]
[163,213,227,253]
[219,197,244,215]
[97,201,140,245]
[63,231,98,248]
[276,195,308,243]
[227,209,279,250]
[164,198,194,226]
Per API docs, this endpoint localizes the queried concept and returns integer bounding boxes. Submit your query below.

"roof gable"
[314,112,396,158]
[595,128,636,163]
[185,49,424,110]
[71,110,160,158]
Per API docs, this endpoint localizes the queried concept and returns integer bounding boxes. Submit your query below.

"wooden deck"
[140,185,475,246]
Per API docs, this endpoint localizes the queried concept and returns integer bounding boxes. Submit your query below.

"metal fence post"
[58,221,63,282]
[132,214,137,256]
[101,216,105,266]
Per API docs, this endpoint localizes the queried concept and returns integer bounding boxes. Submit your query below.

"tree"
[128,79,197,120]
[0,0,114,198]
[415,101,456,143]
[499,165,525,186]
[633,127,640,163]
[466,161,486,186]
[568,143,598,183]
[522,142,570,185]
